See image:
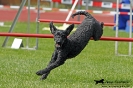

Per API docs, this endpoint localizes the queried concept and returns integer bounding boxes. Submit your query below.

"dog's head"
[49,22,74,49]
[92,22,104,41]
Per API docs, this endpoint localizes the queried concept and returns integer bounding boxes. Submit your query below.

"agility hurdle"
[1,0,132,55]
[1,32,133,42]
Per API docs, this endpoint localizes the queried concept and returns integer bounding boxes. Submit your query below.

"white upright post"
[63,0,79,27]
[36,0,40,49]
[115,0,119,55]
[130,0,133,6]
[26,0,30,48]
[128,0,133,55]
[85,0,89,10]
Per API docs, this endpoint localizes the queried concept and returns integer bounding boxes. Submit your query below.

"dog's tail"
[71,11,93,19]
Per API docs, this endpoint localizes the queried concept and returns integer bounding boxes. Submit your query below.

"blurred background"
[0,0,116,5]
[0,0,116,7]
[0,0,116,23]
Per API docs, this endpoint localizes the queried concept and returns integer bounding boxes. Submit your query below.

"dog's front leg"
[40,57,65,80]
[40,52,66,80]
[36,51,58,78]
[47,50,58,66]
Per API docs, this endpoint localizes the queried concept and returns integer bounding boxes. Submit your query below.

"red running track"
[0,9,114,23]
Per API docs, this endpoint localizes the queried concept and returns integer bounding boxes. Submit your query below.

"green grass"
[0,22,133,88]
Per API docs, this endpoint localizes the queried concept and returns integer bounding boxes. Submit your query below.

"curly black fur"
[36,11,104,80]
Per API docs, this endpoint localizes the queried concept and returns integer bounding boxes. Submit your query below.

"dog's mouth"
[55,42,62,48]
[56,44,61,47]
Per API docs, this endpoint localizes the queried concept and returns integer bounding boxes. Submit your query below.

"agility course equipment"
[0,22,10,27]
[128,0,133,56]
[1,0,133,56]
[63,0,79,28]
[1,32,133,42]
[38,19,115,26]
[2,0,40,50]
[115,0,133,56]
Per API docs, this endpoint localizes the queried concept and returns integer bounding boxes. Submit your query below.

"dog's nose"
[57,42,61,44]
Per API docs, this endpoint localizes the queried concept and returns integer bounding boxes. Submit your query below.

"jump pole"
[128,0,133,55]
[115,0,119,55]
[39,19,115,26]
[2,0,38,50]
[35,0,40,49]
[26,0,30,49]
[1,32,133,42]
[63,0,79,28]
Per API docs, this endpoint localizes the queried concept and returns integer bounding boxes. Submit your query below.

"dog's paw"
[36,70,44,76]
[40,74,48,80]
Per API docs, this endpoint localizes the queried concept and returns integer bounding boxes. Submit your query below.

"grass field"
[0,22,133,88]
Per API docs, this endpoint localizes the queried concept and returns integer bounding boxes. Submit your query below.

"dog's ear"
[65,24,74,35]
[93,22,103,41]
[49,21,57,34]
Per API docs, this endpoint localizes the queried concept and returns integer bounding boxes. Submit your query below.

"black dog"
[94,79,104,84]
[36,11,104,80]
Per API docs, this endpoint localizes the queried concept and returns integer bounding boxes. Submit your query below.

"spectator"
[114,0,133,30]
